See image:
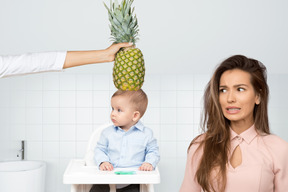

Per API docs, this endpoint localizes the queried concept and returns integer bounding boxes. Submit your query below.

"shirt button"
[235,136,242,140]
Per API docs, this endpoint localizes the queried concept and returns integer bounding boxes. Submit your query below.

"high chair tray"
[63,159,160,184]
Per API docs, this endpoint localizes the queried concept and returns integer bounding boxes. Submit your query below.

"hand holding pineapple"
[104,42,134,62]
[104,0,145,91]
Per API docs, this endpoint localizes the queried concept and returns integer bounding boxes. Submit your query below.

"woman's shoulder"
[192,133,206,143]
[187,133,206,154]
[262,133,288,147]
[261,134,288,173]
[261,133,288,156]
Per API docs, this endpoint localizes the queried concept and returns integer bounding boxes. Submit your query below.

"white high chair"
[63,124,160,192]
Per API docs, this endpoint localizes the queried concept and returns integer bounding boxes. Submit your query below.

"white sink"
[0,161,46,192]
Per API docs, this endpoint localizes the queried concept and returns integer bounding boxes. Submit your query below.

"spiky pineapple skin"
[113,47,145,91]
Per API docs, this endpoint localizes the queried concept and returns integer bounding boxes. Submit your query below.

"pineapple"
[104,0,145,91]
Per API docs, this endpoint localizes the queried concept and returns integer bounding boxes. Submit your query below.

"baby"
[90,89,160,192]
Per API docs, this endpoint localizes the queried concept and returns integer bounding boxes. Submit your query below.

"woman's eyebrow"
[234,84,248,88]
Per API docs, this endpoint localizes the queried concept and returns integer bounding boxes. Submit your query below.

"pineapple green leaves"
[104,0,139,44]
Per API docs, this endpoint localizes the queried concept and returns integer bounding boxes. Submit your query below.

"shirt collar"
[113,120,144,132]
[133,121,144,131]
[230,124,258,144]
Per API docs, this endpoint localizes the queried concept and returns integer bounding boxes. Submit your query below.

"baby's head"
[111,89,148,118]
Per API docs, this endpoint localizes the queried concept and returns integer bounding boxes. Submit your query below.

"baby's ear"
[133,111,141,122]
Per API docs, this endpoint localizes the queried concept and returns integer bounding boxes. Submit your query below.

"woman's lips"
[226,107,241,114]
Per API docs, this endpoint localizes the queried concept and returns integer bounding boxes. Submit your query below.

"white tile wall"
[43,124,60,141]
[0,71,288,192]
[43,91,60,107]
[60,91,76,107]
[60,124,76,141]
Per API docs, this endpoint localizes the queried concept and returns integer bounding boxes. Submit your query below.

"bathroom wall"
[1,0,288,191]
[0,70,287,192]
[0,70,207,191]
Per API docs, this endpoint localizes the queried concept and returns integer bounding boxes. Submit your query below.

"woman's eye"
[219,89,227,93]
[118,109,121,112]
[238,88,245,92]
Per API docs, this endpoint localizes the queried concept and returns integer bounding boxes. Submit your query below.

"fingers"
[139,163,153,171]
[100,162,114,171]
[109,42,133,51]
[139,165,152,171]
[116,42,134,48]
[105,42,134,62]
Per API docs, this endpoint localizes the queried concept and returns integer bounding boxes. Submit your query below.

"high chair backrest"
[85,123,113,166]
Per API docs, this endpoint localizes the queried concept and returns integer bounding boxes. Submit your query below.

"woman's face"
[219,69,260,129]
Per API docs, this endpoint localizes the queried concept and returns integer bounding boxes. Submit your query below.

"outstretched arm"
[63,42,132,68]
[0,42,132,78]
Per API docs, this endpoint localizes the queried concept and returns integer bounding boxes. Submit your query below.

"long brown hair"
[189,55,270,191]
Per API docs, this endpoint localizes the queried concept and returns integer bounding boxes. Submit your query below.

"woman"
[0,42,132,78]
[180,55,288,192]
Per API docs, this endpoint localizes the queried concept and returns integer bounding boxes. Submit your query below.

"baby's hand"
[100,162,114,171]
[139,162,153,171]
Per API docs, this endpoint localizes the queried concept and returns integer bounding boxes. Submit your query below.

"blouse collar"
[230,124,258,144]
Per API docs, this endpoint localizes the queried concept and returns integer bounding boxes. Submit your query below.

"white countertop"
[63,159,160,184]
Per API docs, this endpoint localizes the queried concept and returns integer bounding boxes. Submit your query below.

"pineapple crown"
[104,0,139,44]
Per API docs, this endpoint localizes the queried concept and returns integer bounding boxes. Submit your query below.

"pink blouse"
[180,125,288,192]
